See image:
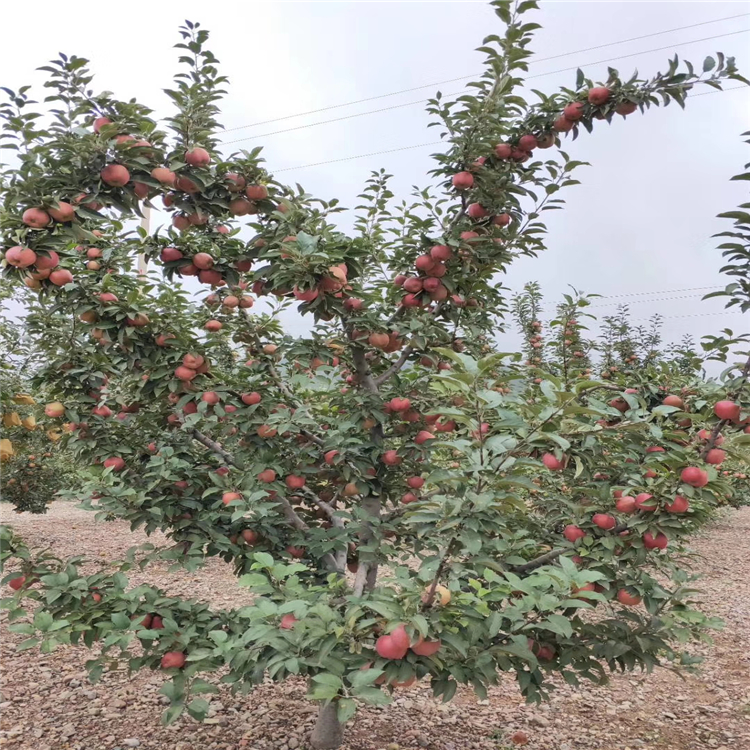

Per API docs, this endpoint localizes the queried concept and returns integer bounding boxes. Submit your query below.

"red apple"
[280,614,297,630]
[160,652,186,670]
[48,201,76,223]
[665,495,689,513]
[563,525,585,543]
[241,392,261,406]
[185,147,211,167]
[616,589,642,606]
[563,101,585,121]
[467,202,489,220]
[706,449,725,465]
[285,475,306,490]
[592,513,616,530]
[49,269,74,286]
[222,491,242,506]
[635,493,657,511]
[642,531,668,550]
[662,395,684,408]
[451,171,474,190]
[615,496,636,514]
[542,453,565,471]
[21,207,51,228]
[5,246,37,268]
[407,476,425,489]
[714,400,741,422]
[680,466,708,488]
[411,637,441,657]
[101,164,130,187]
[258,469,277,483]
[588,87,611,105]
[103,456,125,472]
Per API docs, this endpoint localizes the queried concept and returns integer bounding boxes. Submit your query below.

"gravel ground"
[1,503,749,750]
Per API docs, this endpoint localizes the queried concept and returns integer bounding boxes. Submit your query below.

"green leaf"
[186,698,210,720]
[312,673,343,689]
[354,687,391,705]
[542,614,573,638]
[34,611,53,632]
[351,668,383,689]
[337,698,357,723]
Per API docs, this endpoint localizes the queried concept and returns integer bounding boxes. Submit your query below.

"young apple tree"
[1,2,749,747]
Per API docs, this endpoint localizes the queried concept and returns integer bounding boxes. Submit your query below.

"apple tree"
[1,2,749,747]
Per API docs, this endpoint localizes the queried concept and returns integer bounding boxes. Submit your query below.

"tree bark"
[310,702,343,749]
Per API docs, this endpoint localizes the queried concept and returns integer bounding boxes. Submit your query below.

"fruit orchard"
[1,2,749,748]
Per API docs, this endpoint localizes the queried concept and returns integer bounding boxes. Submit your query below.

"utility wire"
[222,29,749,147]
[220,13,750,137]
[270,84,746,173]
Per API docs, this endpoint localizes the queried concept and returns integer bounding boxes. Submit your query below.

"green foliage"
[0,0,748,743]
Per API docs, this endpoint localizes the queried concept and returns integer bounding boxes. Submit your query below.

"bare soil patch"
[1,503,749,750]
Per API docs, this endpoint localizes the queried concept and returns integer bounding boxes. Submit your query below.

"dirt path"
[1,503,749,750]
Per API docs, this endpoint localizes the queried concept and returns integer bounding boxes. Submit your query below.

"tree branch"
[374,346,414,387]
[191,429,241,468]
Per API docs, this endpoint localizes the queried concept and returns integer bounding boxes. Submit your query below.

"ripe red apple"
[714,400,740,422]
[592,513,616,530]
[103,456,126,472]
[241,529,259,545]
[616,589,642,606]
[542,453,565,471]
[5,246,37,268]
[588,87,611,105]
[174,365,197,381]
[642,531,668,550]
[563,525,585,543]
[280,614,297,629]
[401,492,419,504]
[467,202,489,220]
[368,332,390,349]
[665,495,689,513]
[635,493,657,511]
[407,476,425,489]
[48,269,73,286]
[388,397,411,412]
[382,450,401,466]
[93,116,112,133]
[258,469,276,483]
[324,450,339,465]
[44,401,65,418]
[615,496,636,513]
[494,143,512,159]
[680,466,708,488]
[22,207,51,228]
[698,429,724,445]
[185,147,210,167]
[403,277,424,294]
[160,247,183,263]
[517,134,537,151]
[152,167,177,186]
[245,185,268,201]
[8,576,27,591]
[451,171,474,190]
[552,116,574,132]
[160,651,186,670]
[662,395,684,408]
[705,449,725,465]
[430,244,452,261]
[92,404,113,418]
[286,545,305,558]
[201,391,220,406]
[615,100,638,116]
[241,392,261,406]
[414,430,435,445]
[204,320,222,332]
[645,446,665,453]
[222,491,242,506]
[411,637,441,657]
[48,201,76,223]
[563,101,585,121]
[492,213,511,226]
[99,292,119,303]
[192,252,214,270]
[101,164,130,187]
[285,475,306,490]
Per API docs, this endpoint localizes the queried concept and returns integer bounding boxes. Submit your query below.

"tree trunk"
[310,702,343,749]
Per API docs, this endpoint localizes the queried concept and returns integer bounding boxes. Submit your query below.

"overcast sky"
[3,1,749,366]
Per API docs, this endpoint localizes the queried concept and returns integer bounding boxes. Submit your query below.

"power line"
[594,286,723,301]
[220,13,749,137]
[222,28,749,147]
[269,85,746,173]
